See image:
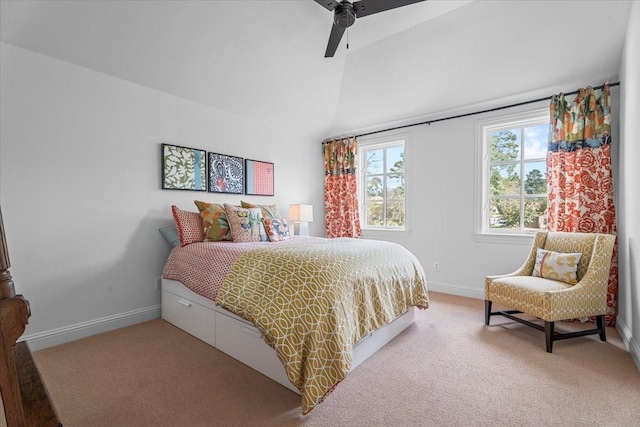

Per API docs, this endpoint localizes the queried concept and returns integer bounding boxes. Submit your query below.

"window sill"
[473,232,536,245]
[361,228,411,239]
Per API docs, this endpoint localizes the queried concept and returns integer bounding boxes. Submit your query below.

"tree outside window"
[483,112,549,233]
[360,140,406,230]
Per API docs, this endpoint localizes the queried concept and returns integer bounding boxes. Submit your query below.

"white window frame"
[358,132,410,235]
[474,108,549,244]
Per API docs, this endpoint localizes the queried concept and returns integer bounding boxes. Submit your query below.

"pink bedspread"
[162,238,304,300]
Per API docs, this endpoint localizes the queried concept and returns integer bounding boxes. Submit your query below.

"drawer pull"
[178,299,192,308]
[243,326,262,338]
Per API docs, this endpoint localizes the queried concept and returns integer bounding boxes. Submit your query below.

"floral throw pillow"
[532,248,582,285]
[240,201,281,219]
[262,217,291,242]
[224,204,267,242]
[194,200,232,241]
[171,205,205,247]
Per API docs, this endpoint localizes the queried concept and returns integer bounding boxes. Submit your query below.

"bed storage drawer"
[214,311,299,394]
[162,290,216,347]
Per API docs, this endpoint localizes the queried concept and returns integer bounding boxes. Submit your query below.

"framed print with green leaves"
[161,144,207,191]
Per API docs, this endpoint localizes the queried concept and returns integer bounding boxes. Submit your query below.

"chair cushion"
[486,276,571,320]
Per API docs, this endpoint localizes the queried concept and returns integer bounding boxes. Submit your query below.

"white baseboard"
[20,305,161,351]
[616,315,640,373]
[427,281,484,300]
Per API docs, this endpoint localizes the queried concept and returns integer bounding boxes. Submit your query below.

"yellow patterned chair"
[485,231,616,352]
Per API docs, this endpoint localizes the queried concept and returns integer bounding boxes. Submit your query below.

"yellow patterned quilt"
[215,237,429,414]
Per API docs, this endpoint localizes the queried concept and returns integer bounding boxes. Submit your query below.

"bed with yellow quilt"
[161,207,429,414]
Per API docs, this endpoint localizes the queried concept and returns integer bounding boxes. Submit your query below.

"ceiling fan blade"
[325,23,346,57]
[314,0,341,12]
[353,0,427,18]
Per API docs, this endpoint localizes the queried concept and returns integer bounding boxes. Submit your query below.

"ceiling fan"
[314,0,427,57]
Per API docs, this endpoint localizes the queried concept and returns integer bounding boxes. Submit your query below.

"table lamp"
[288,204,313,236]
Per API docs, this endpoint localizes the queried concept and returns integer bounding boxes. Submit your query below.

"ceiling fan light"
[334,2,356,28]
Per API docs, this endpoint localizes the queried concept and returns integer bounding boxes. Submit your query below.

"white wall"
[617,1,640,370]
[0,43,324,349]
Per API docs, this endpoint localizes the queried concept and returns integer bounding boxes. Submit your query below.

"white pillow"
[532,248,582,285]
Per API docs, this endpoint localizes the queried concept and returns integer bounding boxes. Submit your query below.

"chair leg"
[484,300,492,325]
[597,315,607,342]
[545,321,554,353]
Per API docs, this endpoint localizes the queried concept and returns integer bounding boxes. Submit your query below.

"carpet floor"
[29,292,640,426]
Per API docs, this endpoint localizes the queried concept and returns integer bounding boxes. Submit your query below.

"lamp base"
[293,222,309,236]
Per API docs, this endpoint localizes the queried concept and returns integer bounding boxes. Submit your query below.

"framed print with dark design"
[161,144,207,191]
[208,153,244,194]
[245,159,274,196]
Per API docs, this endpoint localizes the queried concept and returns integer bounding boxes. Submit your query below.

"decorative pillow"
[532,248,582,285]
[240,201,280,219]
[224,204,267,242]
[194,200,232,241]
[159,226,181,248]
[262,217,291,242]
[171,205,205,247]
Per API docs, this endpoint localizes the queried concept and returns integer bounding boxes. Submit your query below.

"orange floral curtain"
[323,137,361,238]
[547,83,618,325]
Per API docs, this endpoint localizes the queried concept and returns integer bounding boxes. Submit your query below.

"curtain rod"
[354,81,620,139]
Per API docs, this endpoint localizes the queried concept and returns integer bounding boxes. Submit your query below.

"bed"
[161,235,429,414]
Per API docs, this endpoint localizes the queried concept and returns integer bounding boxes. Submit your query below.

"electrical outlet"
[433,262,440,272]
[154,276,162,290]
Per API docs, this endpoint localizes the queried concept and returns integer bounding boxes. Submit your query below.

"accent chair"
[484,231,616,352]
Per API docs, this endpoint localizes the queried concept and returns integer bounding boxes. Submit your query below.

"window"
[358,135,407,231]
[477,109,550,235]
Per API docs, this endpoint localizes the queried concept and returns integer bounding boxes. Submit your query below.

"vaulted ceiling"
[1,1,633,141]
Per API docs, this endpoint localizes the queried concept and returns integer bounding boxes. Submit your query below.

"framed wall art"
[208,153,244,194]
[245,159,274,196]
[161,144,207,191]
